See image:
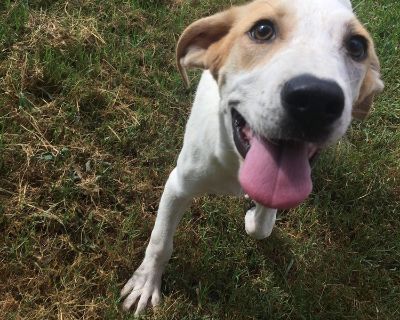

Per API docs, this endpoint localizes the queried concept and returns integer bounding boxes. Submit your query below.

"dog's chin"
[231,108,321,209]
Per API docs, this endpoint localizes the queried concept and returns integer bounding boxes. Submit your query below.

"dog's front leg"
[245,203,277,240]
[121,168,192,314]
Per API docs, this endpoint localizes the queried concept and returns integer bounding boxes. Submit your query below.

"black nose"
[281,74,345,127]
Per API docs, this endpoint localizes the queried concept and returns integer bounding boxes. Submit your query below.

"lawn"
[0,0,399,319]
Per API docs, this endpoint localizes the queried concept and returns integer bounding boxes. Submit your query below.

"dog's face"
[177,0,383,208]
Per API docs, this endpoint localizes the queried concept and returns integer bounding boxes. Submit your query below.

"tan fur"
[224,1,294,72]
[176,0,293,87]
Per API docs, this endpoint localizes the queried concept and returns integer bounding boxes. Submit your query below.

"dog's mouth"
[231,108,319,209]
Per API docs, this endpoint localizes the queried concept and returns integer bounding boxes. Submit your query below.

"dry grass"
[0,0,399,319]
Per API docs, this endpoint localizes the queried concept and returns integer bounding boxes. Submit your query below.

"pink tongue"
[239,136,312,209]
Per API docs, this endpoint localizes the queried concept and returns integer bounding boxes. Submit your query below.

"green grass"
[0,0,399,319]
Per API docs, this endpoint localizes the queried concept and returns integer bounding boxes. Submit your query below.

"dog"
[121,0,383,314]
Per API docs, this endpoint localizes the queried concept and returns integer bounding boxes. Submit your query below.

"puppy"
[121,0,383,314]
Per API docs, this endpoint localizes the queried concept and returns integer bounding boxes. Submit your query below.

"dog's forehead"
[249,0,352,11]
[281,0,352,11]
[240,0,356,29]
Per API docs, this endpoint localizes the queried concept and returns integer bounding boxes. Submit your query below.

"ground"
[0,0,399,319]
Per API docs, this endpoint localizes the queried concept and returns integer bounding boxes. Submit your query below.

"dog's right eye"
[346,35,368,61]
[249,20,276,42]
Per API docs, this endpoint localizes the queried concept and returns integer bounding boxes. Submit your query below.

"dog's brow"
[259,0,274,9]
[346,21,369,37]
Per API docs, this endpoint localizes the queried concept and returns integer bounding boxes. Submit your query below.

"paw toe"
[151,289,161,307]
[122,290,141,311]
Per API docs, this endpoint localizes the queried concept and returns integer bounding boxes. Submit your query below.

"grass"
[0,0,399,319]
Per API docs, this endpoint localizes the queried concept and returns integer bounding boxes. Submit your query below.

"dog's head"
[176,0,383,209]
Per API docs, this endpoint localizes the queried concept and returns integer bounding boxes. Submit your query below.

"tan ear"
[176,9,237,88]
[352,52,384,120]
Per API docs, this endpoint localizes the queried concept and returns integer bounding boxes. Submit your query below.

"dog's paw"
[120,263,162,315]
[245,206,276,240]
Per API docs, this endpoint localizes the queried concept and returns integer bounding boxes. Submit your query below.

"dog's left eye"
[249,20,275,42]
[346,35,368,61]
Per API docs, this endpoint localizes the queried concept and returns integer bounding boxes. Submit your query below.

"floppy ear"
[176,8,237,88]
[352,52,384,120]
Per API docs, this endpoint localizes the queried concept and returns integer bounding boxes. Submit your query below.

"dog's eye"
[346,35,368,61]
[249,20,275,42]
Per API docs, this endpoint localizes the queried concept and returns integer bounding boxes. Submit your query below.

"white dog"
[121,0,383,314]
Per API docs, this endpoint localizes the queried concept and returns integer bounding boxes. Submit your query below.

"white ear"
[338,0,352,9]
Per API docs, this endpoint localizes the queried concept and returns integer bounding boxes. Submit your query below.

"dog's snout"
[281,74,345,126]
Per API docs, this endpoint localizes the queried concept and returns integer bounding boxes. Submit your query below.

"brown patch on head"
[226,1,295,71]
[349,20,384,120]
[176,0,294,87]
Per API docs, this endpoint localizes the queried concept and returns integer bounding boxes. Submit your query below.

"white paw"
[120,262,162,315]
[245,206,277,240]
